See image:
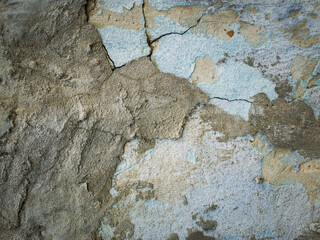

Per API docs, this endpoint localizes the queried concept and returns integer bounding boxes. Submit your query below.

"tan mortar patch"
[191,10,267,46]
[192,10,239,41]
[308,13,318,19]
[239,21,267,48]
[191,56,218,85]
[251,138,320,205]
[290,55,319,99]
[89,4,144,30]
[289,9,301,18]
[244,6,259,14]
[282,20,320,48]
[291,55,319,81]
[144,0,205,30]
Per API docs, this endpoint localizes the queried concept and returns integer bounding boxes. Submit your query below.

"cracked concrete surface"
[0,0,320,239]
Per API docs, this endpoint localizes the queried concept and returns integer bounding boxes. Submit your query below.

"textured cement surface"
[0,0,320,239]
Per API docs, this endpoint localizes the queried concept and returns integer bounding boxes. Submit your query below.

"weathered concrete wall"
[0,0,319,239]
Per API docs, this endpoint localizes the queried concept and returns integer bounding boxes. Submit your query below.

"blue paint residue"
[98,26,150,67]
[186,148,196,164]
[99,0,143,13]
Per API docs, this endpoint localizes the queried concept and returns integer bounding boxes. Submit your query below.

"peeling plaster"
[100,113,319,239]
[99,0,143,14]
[97,26,150,67]
[87,1,320,239]
[148,0,209,11]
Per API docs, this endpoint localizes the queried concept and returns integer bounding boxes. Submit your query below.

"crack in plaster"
[142,0,151,49]
[149,7,209,45]
[210,96,253,104]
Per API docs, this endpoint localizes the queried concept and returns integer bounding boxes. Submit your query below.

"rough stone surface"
[1,0,320,239]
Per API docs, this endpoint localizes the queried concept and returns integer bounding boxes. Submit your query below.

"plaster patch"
[143,1,206,41]
[89,4,144,30]
[251,135,320,205]
[148,0,208,11]
[207,99,252,121]
[99,112,319,240]
[192,10,239,41]
[239,21,268,48]
[151,32,249,79]
[291,55,319,99]
[282,20,320,48]
[99,0,143,13]
[190,56,218,85]
[148,15,189,40]
[244,5,259,15]
[152,32,277,119]
[97,27,150,67]
[106,57,208,139]
[197,59,277,119]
